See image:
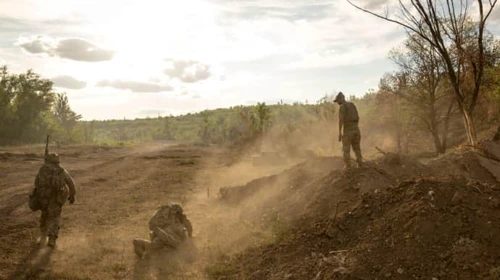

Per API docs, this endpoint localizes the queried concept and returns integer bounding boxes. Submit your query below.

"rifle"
[45,134,50,158]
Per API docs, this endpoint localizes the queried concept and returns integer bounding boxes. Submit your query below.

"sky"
[1,0,499,120]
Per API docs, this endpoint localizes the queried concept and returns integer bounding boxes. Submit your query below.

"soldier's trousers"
[40,200,62,239]
[133,226,186,258]
[342,127,362,166]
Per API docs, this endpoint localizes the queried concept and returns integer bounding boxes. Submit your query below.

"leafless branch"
[346,0,421,34]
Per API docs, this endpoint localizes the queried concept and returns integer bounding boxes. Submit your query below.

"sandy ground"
[0,143,294,280]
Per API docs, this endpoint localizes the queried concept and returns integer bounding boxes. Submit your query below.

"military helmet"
[45,153,60,163]
[170,203,183,214]
[333,91,345,103]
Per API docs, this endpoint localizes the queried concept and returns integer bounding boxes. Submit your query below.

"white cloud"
[96,80,173,93]
[352,0,392,10]
[52,75,87,89]
[56,38,114,62]
[491,7,500,21]
[18,36,114,62]
[164,59,211,83]
[179,87,189,96]
[0,0,419,120]
[218,1,335,22]
[19,36,54,53]
[284,34,405,70]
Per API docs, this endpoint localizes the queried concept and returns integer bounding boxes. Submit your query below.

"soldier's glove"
[68,196,75,204]
[338,134,342,142]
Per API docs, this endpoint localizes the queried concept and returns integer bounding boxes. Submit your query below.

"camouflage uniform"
[335,92,363,168]
[133,204,193,259]
[33,153,76,247]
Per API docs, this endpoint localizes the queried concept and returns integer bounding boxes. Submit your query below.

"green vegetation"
[0,66,81,145]
[74,101,340,154]
[205,263,237,279]
[268,211,291,242]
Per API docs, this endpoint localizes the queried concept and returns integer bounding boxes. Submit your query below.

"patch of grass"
[95,140,136,148]
[268,211,291,242]
[490,266,500,280]
[111,262,127,273]
[110,262,129,279]
[44,274,92,280]
[205,262,237,279]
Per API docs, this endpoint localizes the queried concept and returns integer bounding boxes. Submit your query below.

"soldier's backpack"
[28,192,41,211]
[344,102,359,123]
[149,205,174,231]
[33,165,69,207]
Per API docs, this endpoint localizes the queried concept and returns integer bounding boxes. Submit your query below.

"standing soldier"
[30,152,76,248]
[333,92,363,169]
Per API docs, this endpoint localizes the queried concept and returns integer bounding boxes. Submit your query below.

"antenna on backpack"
[45,134,50,159]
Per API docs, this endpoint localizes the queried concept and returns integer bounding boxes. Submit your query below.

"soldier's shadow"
[9,244,54,280]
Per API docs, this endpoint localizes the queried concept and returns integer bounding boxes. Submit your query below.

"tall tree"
[53,92,82,137]
[0,66,16,142]
[199,111,211,144]
[348,0,499,147]
[254,102,272,152]
[163,117,173,140]
[254,102,272,135]
[0,68,55,143]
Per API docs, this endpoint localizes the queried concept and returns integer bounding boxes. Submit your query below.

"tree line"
[0,66,81,145]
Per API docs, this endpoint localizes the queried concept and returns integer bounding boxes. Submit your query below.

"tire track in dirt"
[0,143,172,221]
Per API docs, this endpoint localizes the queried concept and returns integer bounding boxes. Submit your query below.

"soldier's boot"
[38,229,47,245]
[133,238,151,259]
[342,157,352,170]
[342,151,352,171]
[354,149,363,168]
[47,236,57,248]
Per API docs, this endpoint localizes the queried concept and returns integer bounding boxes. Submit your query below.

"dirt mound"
[219,157,344,205]
[216,178,500,279]
[219,154,428,220]
[343,178,500,279]
[208,149,500,280]
[375,153,430,179]
[477,140,500,182]
[428,141,500,184]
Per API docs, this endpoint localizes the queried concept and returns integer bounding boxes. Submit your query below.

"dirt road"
[0,143,293,280]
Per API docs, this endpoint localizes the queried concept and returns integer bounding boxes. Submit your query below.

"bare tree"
[347,0,498,146]
[378,73,410,153]
[388,35,457,154]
